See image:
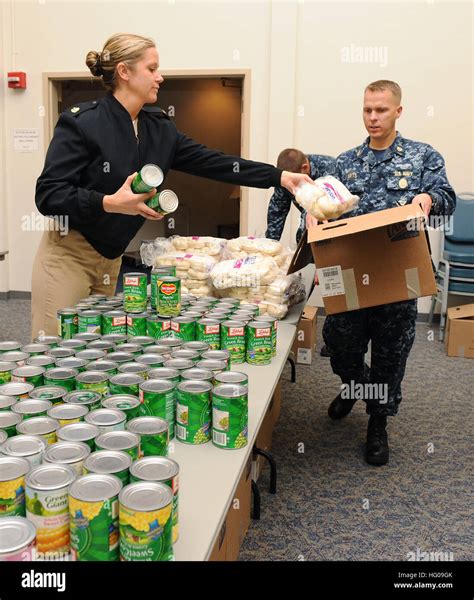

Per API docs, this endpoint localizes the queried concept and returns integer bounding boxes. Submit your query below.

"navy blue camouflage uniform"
[322,132,456,416]
[265,154,336,243]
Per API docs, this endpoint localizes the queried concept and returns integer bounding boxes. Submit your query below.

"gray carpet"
[0,300,472,561]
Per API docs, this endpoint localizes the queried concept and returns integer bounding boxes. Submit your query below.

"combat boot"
[327,393,358,419]
[366,415,389,466]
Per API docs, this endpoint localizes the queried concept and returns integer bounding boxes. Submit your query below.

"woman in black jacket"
[32,33,311,338]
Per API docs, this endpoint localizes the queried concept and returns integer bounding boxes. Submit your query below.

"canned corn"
[0,456,30,517]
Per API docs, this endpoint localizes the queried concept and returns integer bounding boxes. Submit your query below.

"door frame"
[42,69,251,234]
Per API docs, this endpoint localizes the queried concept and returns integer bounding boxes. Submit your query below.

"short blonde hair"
[86,33,156,91]
[365,80,402,103]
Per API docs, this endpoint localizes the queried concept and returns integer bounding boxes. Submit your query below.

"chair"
[428,193,474,340]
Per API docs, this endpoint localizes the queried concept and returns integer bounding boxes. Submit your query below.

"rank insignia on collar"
[399,178,408,189]
[70,107,80,113]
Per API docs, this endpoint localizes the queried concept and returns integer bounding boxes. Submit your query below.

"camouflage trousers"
[322,299,418,417]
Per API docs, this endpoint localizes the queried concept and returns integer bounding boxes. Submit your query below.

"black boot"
[366,415,389,466]
[320,344,331,357]
[327,392,358,419]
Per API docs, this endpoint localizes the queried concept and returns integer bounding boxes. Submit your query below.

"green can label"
[119,503,172,561]
[196,321,221,350]
[0,474,26,517]
[12,374,44,389]
[76,380,109,399]
[246,324,272,365]
[151,268,176,309]
[0,371,12,385]
[126,314,147,337]
[70,495,120,561]
[157,278,181,318]
[139,432,168,458]
[139,386,176,439]
[170,319,195,343]
[78,312,102,335]
[109,383,139,397]
[123,274,148,314]
[212,386,248,449]
[102,313,127,336]
[176,384,211,445]
[221,323,246,364]
[146,316,171,340]
[58,310,78,340]
[44,375,76,393]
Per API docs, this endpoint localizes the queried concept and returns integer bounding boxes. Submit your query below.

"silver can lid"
[0,395,17,409]
[85,408,126,427]
[85,360,119,373]
[182,341,210,352]
[76,371,109,384]
[157,189,179,212]
[222,320,246,328]
[12,399,52,415]
[101,395,140,410]
[247,320,271,331]
[107,352,135,364]
[147,368,179,380]
[139,163,164,187]
[196,359,227,371]
[201,350,230,361]
[0,430,7,444]
[136,354,165,366]
[26,356,56,367]
[139,379,175,395]
[12,365,46,378]
[127,416,169,436]
[109,373,144,386]
[118,362,150,375]
[214,371,248,385]
[1,435,47,458]
[87,341,116,351]
[144,345,170,355]
[119,481,173,512]
[171,350,199,361]
[0,382,35,397]
[130,456,179,482]
[177,380,213,394]
[43,441,91,464]
[0,517,36,554]
[0,341,22,353]
[63,390,102,406]
[46,348,75,359]
[29,386,67,400]
[59,340,86,350]
[181,368,214,382]
[156,338,183,349]
[48,404,89,421]
[44,368,78,380]
[0,362,16,373]
[0,351,29,363]
[69,473,122,502]
[0,411,22,428]
[163,359,194,371]
[56,358,88,370]
[57,422,100,442]
[213,383,248,398]
[17,417,59,436]
[95,431,140,451]
[0,455,30,480]
[84,450,132,474]
[127,336,154,346]
[117,344,141,354]
[74,333,101,342]
[26,463,76,490]
[75,350,107,361]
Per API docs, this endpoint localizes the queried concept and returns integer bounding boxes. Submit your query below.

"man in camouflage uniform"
[266,149,336,244]
[321,80,456,466]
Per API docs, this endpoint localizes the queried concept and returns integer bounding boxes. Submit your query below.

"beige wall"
[0,1,472,315]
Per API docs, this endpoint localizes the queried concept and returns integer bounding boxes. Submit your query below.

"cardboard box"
[253,382,283,479]
[209,520,227,561]
[226,456,252,561]
[291,305,318,364]
[308,205,436,315]
[445,304,474,358]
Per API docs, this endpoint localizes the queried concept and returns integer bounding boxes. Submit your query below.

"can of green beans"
[127,416,169,457]
[12,399,52,420]
[157,277,181,318]
[56,357,88,373]
[126,312,148,337]
[11,366,45,389]
[180,368,214,384]
[123,274,148,314]
[26,355,56,371]
[118,363,150,379]
[57,308,79,340]
[29,385,67,405]
[59,339,87,353]
[78,310,102,335]
[76,371,110,398]
[212,384,248,450]
[221,320,246,364]
[43,367,78,392]
[214,371,248,387]
[175,380,212,445]
[196,319,221,350]
[95,431,140,460]
[246,321,273,365]
[131,164,164,193]
[151,267,177,309]
[57,422,100,450]
[139,380,176,438]
[254,315,278,357]
[48,403,89,427]
[102,395,144,422]
[147,368,180,387]
[170,316,196,343]
[109,374,144,397]
[0,362,15,385]
[64,390,102,412]
[83,451,131,487]
[0,395,17,411]
[102,311,127,336]
[85,360,118,377]
[146,315,171,340]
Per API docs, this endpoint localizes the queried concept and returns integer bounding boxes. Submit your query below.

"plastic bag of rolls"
[154,251,218,296]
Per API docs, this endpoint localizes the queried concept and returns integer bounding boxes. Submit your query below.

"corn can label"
[70,495,120,561]
[126,315,147,337]
[0,475,26,517]
[212,391,248,450]
[139,389,176,439]
[221,325,246,364]
[26,487,70,556]
[246,325,272,365]
[123,275,148,314]
[157,279,181,318]
[176,390,211,445]
[196,323,221,350]
[119,503,173,561]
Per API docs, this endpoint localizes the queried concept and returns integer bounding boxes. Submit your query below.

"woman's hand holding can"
[103,173,164,220]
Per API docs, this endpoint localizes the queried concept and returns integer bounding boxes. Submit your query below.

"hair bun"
[86,50,103,77]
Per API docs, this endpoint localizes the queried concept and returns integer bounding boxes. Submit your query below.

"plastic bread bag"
[169,235,226,257]
[256,300,288,319]
[210,256,280,289]
[226,236,284,259]
[294,175,359,220]
[154,252,217,273]
[139,238,172,267]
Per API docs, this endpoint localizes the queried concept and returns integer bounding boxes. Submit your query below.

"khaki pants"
[31,229,122,340]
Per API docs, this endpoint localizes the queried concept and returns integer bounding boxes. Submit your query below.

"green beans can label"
[57,310,78,340]
[76,379,109,399]
[119,501,172,561]
[212,384,248,449]
[175,382,211,444]
[151,268,176,309]
[70,494,120,561]
[123,275,148,314]
[170,318,195,343]
[221,322,246,364]
[147,316,171,340]
[126,314,148,337]
[246,324,272,365]
[78,311,102,335]
[157,278,181,318]
[196,321,220,350]
[139,383,176,439]
[102,313,127,335]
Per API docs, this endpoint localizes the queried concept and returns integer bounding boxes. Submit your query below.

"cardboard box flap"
[447,304,474,321]
[302,305,318,321]
[307,205,425,243]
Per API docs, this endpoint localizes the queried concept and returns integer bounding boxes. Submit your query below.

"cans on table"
[85,408,126,434]
[11,366,45,389]
[12,399,52,420]
[126,312,148,337]
[29,385,68,405]
[196,319,221,350]
[0,395,17,412]
[78,310,102,335]
[101,395,143,422]
[180,368,214,384]
[109,374,144,397]
[195,359,227,377]
[48,403,89,427]
[26,355,56,371]
[85,360,118,376]
[63,390,102,412]
[17,416,60,445]
[0,456,30,517]
[119,481,173,561]
[0,517,36,560]
[139,380,176,438]
[214,371,248,387]
[147,368,180,386]
[102,310,127,335]
[212,384,248,450]
[157,276,181,318]
[131,163,164,193]
[43,441,91,475]
[75,371,109,398]
[170,316,196,342]
[0,435,47,467]
[83,450,132,486]
[246,321,273,365]
[221,320,246,364]
[118,362,150,379]
[25,463,76,557]
[56,357,88,373]
[0,412,22,438]
[44,368,78,393]
[95,431,140,461]
[123,273,148,314]
[127,416,169,457]
[69,473,122,561]
[57,423,100,450]
[0,362,15,385]
[0,382,34,400]
[254,315,278,357]
[175,380,212,445]
[57,309,79,340]
[129,456,179,543]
